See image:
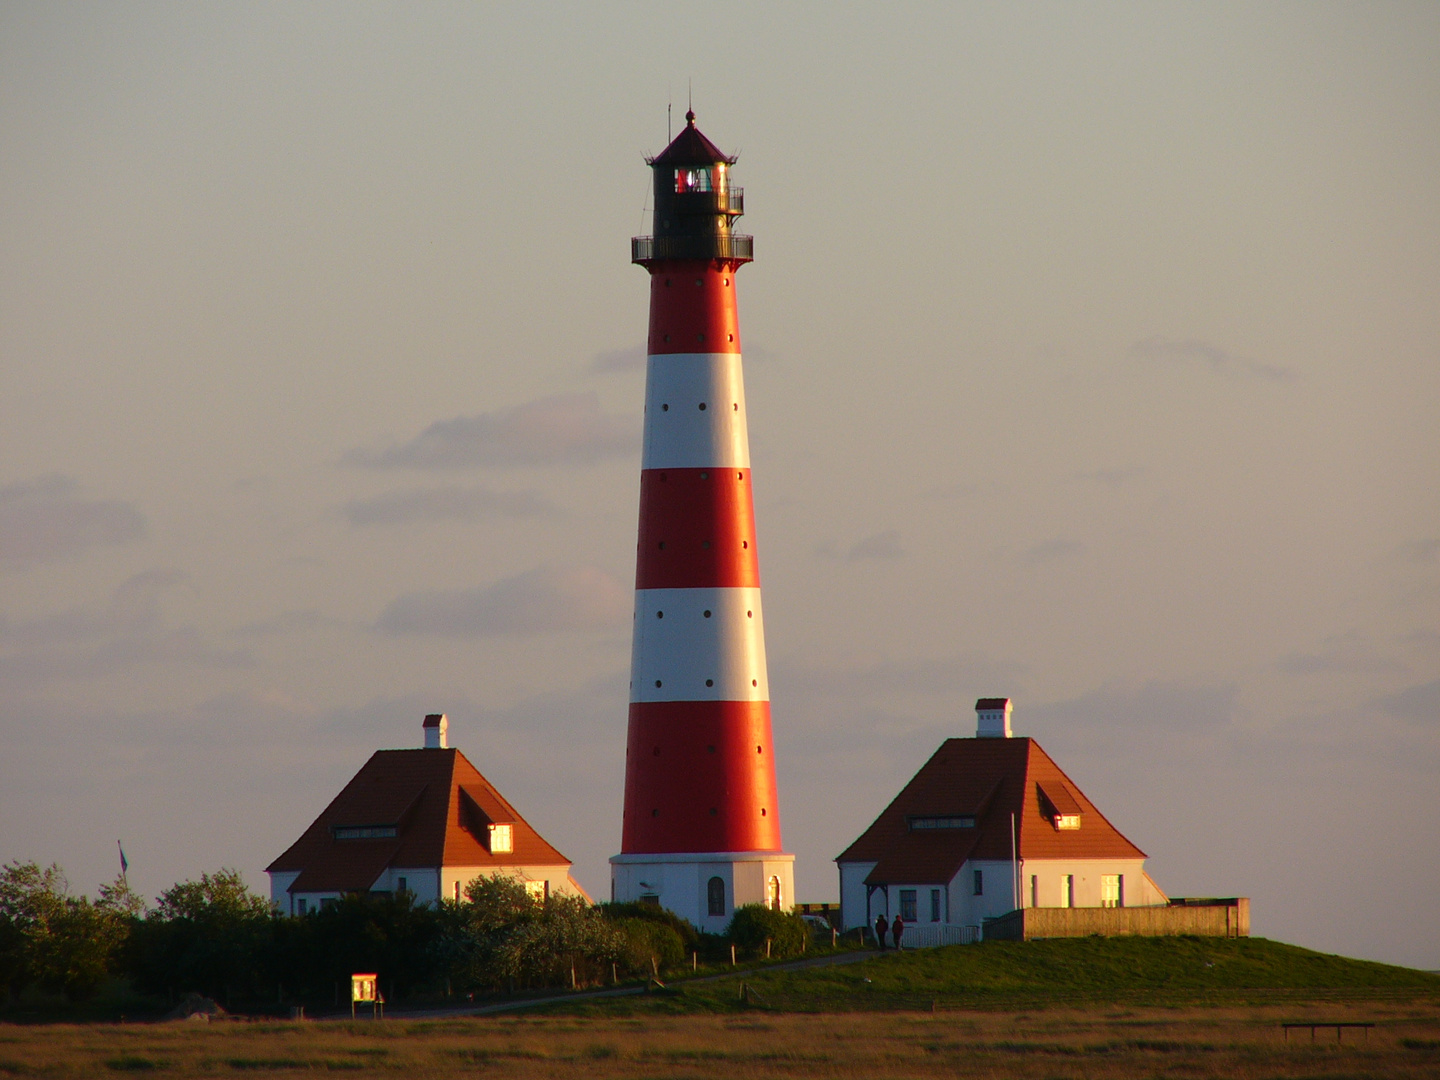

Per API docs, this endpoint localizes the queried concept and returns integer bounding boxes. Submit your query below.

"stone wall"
[983,898,1249,941]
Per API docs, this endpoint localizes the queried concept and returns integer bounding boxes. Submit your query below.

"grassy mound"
[575,936,1440,1014]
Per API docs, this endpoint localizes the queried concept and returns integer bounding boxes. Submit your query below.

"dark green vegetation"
[557,935,1440,1016]
[0,861,815,1017]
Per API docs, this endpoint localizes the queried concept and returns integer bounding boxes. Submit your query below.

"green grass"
[556,936,1440,1014]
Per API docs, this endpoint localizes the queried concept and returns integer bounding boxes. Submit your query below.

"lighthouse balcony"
[668,187,744,217]
[632,233,754,266]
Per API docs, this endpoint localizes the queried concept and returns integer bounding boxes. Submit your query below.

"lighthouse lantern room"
[611,112,794,930]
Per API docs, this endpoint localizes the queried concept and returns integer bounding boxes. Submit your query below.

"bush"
[726,904,807,960]
[599,902,697,950]
[614,918,685,977]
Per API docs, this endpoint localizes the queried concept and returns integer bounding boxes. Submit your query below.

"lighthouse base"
[610,851,795,933]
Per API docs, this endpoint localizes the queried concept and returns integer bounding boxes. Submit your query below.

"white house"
[836,699,1167,935]
[266,715,588,914]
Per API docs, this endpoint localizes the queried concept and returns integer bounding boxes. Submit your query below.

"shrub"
[726,904,807,959]
[614,918,685,977]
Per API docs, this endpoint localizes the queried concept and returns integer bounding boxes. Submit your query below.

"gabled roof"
[835,738,1146,886]
[648,111,737,167]
[267,748,569,894]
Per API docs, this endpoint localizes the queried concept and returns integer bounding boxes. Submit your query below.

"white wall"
[267,870,299,913]
[612,854,794,930]
[1016,859,1161,909]
[837,861,877,930]
[442,864,583,904]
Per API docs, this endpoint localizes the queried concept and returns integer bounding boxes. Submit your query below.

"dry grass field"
[2,995,1439,1079]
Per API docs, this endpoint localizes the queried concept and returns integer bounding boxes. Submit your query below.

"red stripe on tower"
[611,112,793,925]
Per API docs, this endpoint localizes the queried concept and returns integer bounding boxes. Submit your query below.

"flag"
[118,841,128,877]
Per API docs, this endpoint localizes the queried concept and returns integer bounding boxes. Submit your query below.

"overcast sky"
[2,2,1437,968]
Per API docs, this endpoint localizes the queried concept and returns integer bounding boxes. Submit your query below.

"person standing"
[891,915,905,950]
[874,913,889,950]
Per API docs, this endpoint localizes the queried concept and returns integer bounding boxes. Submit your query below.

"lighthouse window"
[706,679,714,687]
[698,402,707,410]
[703,610,711,617]
[655,680,662,688]
[760,808,767,816]
[747,610,752,617]
[743,541,748,548]
[662,403,668,411]
[656,611,663,618]
[708,876,725,915]
[674,167,714,192]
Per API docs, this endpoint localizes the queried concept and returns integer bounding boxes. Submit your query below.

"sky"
[2,2,1437,969]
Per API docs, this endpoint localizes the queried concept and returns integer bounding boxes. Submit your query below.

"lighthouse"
[609,112,794,929]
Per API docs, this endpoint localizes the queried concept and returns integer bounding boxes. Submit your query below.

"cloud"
[1381,680,1440,724]
[0,571,251,686]
[1129,336,1295,382]
[343,485,555,526]
[345,393,637,470]
[376,565,630,637]
[847,531,903,561]
[815,531,905,561]
[0,476,145,570]
[1027,679,1241,740]
[1396,538,1440,564]
[1020,538,1085,564]
[1068,466,1145,487]
[1275,632,1402,675]
[590,345,646,374]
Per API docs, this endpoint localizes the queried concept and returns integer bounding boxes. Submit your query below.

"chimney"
[975,698,1013,738]
[423,713,448,749]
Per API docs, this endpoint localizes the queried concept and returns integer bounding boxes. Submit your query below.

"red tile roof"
[836,738,1145,886]
[266,748,570,894]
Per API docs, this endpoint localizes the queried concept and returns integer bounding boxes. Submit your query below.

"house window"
[1030,875,1038,909]
[973,869,984,896]
[639,893,660,907]
[452,881,460,902]
[396,877,407,895]
[707,876,726,917]
[900,889,917,922]
[1061,875,1074,908]
[489,823,513,854]
[1055,814,1082,830]
[296,898,308,915]
[1102,874,1123,908]
[930,889,941,923]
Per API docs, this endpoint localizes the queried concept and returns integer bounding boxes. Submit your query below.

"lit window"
[1055,814,1082,831]
[1102,874,1123,908]
[489,823,513,854]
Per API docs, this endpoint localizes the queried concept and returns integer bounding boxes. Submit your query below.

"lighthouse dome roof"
[648,111,737,167]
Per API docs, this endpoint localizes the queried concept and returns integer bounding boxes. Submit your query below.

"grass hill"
[576,936,1440,1014]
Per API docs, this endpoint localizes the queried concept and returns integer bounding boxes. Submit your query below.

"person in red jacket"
[891,915,905,950]
[874,913,889,950]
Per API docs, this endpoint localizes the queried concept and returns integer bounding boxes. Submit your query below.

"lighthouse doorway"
[767,875,782,911]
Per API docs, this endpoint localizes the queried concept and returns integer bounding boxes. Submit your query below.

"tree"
[727,904,808,959]
[129,869,273,1003]
[0,862,134,1000]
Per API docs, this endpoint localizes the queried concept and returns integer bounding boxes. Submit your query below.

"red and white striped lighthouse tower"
[610,112,793,928]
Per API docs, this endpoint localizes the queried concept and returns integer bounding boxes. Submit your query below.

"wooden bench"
[1282,1022,1373,1043]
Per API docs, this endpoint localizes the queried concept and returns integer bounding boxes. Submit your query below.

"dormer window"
[1037,782,1083,831]
[333,825,397,840]
[908,815,975,830]
[488,822,513,854]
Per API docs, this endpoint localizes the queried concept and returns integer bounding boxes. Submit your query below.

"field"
[3,1000,1440,1079]
[2,938,1438,1078]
